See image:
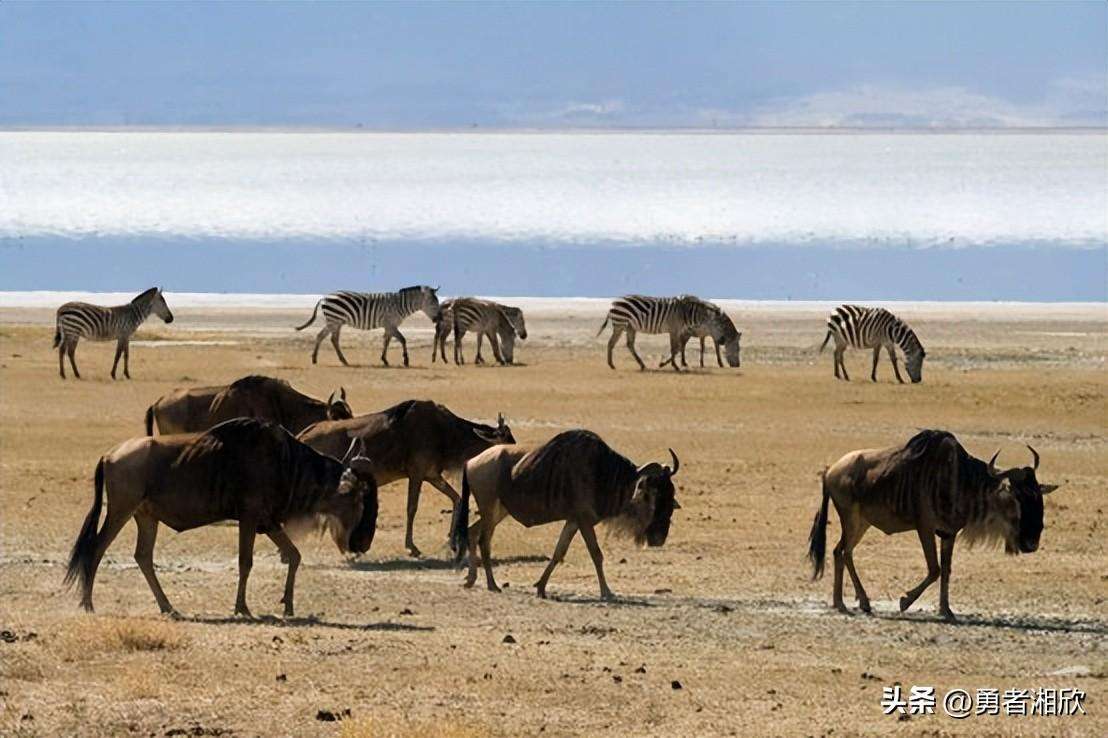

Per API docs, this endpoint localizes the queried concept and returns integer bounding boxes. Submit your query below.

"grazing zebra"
[597,295,740,371]
[296,286,441,367]
[53,287,174,380]
[434,301,520,366]
[437,298,527,366]
[674,295,742,369]
[819,304,926,383]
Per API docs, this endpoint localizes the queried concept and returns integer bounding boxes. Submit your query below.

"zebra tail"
[53,327,61,349]
[294,300,322,331]
[818,330,832,353]
[807,468,831,580]
[596,315,610,337]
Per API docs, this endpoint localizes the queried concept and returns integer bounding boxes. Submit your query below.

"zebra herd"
[52,286,928,383]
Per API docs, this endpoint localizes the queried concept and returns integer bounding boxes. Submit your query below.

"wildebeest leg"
[330,325,350,366]
[477,516,500,593]
[426,475,461,545]
[888,345,905,384]
[111,339,124,380]
[404,477,424,557]
[870,346,881,382]
[899,528,940,614]
[81,495,138,612]
[67,339,81,379]
[122,339,131,379]
[464,504,507,586]
[938,533,956,622]
[133,512,176,616]
[311,324,331,364]
[534,521,578,598]
[842,523,872,614]
[234,523,256,617]
[625,329,646,371]
[579,522,615,601]
[267,529,301,617]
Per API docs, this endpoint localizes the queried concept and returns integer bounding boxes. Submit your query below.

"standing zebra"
[438,298,527,366]
[819,304,926,383]
[296,286,441,367]
[53,287,174,380]
[597,295,740,371]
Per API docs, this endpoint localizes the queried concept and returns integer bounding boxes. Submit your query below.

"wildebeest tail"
[64,457,105,607]
[818,329,832,353]
[595,314,610,337]
[449,466,471,564]
[807,468,830,580]
[294,299,322,331]
[144,405,155,436]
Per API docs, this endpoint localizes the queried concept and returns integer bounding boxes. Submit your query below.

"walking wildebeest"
[450,430,681,600]
[297,399,515,557]
[144,375,353,436]
[808,429,1059,622]
[65,418,378,617]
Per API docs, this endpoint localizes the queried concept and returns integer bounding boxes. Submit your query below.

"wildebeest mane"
[513,430,639,520]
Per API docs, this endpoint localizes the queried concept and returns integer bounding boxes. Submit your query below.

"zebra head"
[501,306,527,340]
[419,286,442,322]
[137,287,174,324]
[715,313,741,368]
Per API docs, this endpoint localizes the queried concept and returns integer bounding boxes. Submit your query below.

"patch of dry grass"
[339,717,487,738]
[50,616,187,661]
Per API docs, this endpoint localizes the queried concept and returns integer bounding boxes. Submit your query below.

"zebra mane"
[398,285,426,294]
[132,287,160,304]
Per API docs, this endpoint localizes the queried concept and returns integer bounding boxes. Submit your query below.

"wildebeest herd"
[55,287,1061,623]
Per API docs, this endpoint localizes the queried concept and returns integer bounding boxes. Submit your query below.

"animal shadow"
[181,613,434,632]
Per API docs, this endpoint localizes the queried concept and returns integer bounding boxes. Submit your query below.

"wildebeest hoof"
[600,590,617,602]
[487,584,501,594]
[898,595,912,612]
[462,579,476,589]
[940,608,957,623]
[858,601,873,614]
[162,608,182,620]
[834,603,851,615]
[234,605,254,619]
[406,547,422,558]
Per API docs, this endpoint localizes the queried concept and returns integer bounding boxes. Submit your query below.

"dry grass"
[1,303,1105,736]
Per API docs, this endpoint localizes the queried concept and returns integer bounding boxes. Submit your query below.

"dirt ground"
[1,301,1105,737]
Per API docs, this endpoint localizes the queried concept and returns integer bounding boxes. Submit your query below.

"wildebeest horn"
[497,412,505,427]
[341,436,362,464]
[668,448,680,476]
[340,386,347,401]
[987,449,1002,478]
[328,390,338,405]
[1026,444,1040,471]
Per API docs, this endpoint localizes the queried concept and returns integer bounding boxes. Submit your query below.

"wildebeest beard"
[606,475,677,547]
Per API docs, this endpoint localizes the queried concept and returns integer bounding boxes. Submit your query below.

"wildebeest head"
[986,445,1058,555]
[620,449,682,547]
[473,413,515,445]
[905,347,925,384]
[319,439,379,554]
[420,286,442,322]
[326,387,353,420]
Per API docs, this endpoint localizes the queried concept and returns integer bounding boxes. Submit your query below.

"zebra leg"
[311,325,331,365]
[625,329,646,371]
[699,336,706,368]
[870,346,881,382]
[488,331,506,365]
[111,339,124,380]
[67,339,81,379]
[606,325,623,369]
[330,325,350,366]
[381,330,392,366]
[453,328,466,365]
[888,345,905,384]
[714,339,723,368]
[834,348,849,381]
[58,340,67,379]
[474,332,486,365]
[122,339,131,379]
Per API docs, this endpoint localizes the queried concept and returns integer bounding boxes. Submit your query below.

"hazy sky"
[2,1,1105,128]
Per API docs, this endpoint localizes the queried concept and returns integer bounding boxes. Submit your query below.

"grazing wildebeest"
[54,287,174,379]
[297,399,515,557]
[450,430,681,600]
[808,430,1059,622]
[144,375,353,436]
[64,418,378,617]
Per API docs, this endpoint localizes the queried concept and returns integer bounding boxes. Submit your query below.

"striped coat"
[53,287,174,380]
[434,298,526,366]
[819,304,926,383]
[296,286,441,367]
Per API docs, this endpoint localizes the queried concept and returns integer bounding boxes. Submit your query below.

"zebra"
[433,298,526,365]
[53,287,174,380]
[596,295,740,371]
[295,286,441,367]
[673,295,743,369]
[819,304,926,383]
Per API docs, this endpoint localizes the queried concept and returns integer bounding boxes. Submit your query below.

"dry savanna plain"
[1,300,1105,737]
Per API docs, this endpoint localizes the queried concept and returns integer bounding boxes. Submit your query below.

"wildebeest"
[144,375,353,436]
[808,430,1058,622]
[297,399,515,557]
[54,287,174,379]
[450,430,681,600]
[65,418,378,617]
